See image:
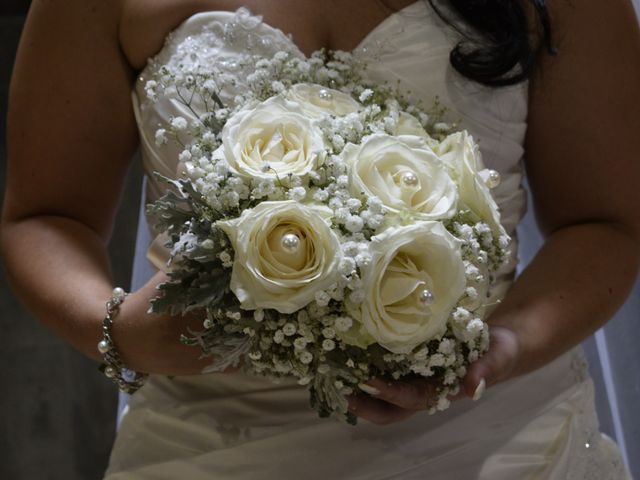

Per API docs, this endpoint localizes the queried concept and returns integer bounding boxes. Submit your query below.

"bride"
[2,0,639,478]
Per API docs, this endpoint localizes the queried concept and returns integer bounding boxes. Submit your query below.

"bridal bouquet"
[145,50,510,423]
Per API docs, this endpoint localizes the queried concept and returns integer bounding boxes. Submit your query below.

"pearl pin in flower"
[318,88,333,100]
[401,171,419,188]
[485,170,501,189]
[418,289,435,307]
[281,233,301,253]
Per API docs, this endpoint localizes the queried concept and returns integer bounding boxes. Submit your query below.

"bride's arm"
[486,0,640,380]
[348,0,640,425]
[0,0,211,376]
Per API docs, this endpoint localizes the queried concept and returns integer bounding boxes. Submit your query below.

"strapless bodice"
[132,2,528,241]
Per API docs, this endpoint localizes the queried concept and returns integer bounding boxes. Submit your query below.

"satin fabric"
[106,4,630,478]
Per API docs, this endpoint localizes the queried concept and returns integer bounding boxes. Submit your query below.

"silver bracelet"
[98,287,148,394]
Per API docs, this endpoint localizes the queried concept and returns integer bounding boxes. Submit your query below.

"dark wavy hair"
[429,0,555,86]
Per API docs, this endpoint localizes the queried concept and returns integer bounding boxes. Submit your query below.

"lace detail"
[137,8,299,109]
[562,349,628,479]
[136,4,435,105]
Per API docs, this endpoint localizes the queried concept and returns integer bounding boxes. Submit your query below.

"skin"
[1,0,639,427]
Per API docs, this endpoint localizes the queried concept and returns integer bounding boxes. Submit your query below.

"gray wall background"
[1,2,639,479]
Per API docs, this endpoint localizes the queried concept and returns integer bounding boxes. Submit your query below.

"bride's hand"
[111,271,234,376]
[346,326,520,426]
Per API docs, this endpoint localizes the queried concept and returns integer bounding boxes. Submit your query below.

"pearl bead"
[104,366,117,379]
[112,287,126,299]
[97,340,111,354]
[281,233,301,253]
[318,88,333,100]
[486,170,501,189]
[401,171,419,188]
[418,289,435,306]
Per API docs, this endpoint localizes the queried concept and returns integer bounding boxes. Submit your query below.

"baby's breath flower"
[467,318,484,337]
[331,135,345,150]
[322,339,336,351]
[298,351,313,364]
[367,196,383,214]
[429,353,445,367]
[438,339,454,355]
[359,89,374,103]
[465,287,478,300]
[334,316,353,332]
[322,327,336,339]
[345,215,364,233]
[144,80,158,100]
[274,330,285,344]
[346,198,362,211]
[171,116,188,131]
[336,175,349,188]
[354,252,371,267]
[365,213,384,230]
[271,80,285,93]
[288,186,307,201]
[294,337,308,350]
[313,189,329,202]
[219,251,232,267]
[155,128,168,146]
[338,257,356,276]
[315,290,331,307]
[283,323,297,336]
[452,307,471,322]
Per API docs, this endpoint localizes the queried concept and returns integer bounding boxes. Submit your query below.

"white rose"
[221,96,326,181]
[435,131,504,235]
[343,134,458,221]
[350,222,466,354]
[216,201,341,314]
[287,83,360,118]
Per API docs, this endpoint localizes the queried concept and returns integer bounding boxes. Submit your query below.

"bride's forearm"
[489,221,640,380]
[1,214,217,375]
[0,214,114,361]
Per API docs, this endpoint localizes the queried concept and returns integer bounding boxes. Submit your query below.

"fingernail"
[358,383,381,396]
[472,378,486,401]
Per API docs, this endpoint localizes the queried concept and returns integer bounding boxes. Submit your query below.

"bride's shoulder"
[118,0,229,70]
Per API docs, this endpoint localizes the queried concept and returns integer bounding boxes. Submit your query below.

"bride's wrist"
[97,288,148,393]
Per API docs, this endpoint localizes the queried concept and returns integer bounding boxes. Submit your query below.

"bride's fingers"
[347,394,418,425]
[462,326,520,399]
[359,378,438,411]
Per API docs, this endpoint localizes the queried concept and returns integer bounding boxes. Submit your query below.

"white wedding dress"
[105,4,630,479]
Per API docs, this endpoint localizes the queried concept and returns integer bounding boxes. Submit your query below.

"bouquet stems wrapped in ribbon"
[146,50,510,423]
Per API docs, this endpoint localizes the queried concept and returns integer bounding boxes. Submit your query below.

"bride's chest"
[119,0,417,70]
